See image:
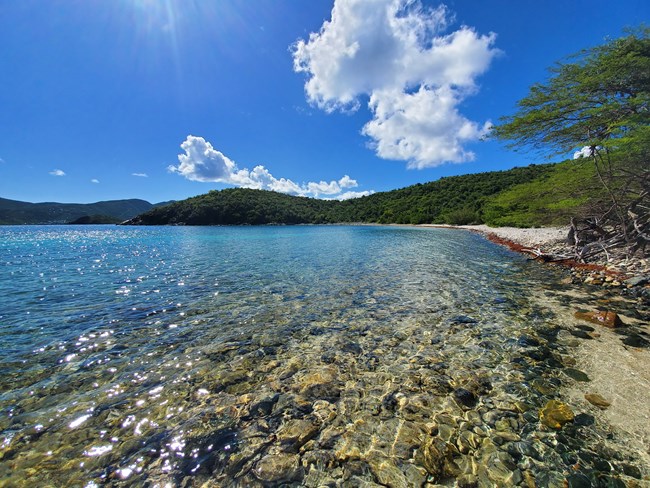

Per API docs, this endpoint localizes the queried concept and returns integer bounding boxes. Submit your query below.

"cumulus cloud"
[169,135,370,200]
[49,169,66,176]
[132,172,149,177]
[292,0,499,168]
[91,179,100,184]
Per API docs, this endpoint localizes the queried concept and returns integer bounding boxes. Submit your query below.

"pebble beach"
[429,223,650,482]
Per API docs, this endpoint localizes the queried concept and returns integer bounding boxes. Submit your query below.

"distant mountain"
[125,161,599,227]
[0,198,162,225]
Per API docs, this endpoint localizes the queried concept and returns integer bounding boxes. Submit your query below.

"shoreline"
[423,223,650,477]
[420,223,649,280]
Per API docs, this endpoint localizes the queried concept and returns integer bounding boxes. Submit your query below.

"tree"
[492,27,650,260]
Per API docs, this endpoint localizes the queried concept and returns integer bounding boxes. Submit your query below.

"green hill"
[126,160,607,227]
[481,159,606,227]
[0,198,156,225]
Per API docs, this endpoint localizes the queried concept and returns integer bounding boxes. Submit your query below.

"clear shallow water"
[0,225,645,486]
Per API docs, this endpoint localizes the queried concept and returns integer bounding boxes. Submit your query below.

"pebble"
[254,452,302,483]
[539,400,575,429]
[584,393,611,409]
[563,368,591,382]
[574,310,623,328]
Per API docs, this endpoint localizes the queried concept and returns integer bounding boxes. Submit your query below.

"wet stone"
[505,441,541,461]
[277,419,319,451]
[457,473,479,487]
[456,430,481,454]
[371,459,408,488]
[253,452,302,483]
[437,423,454,442]
[621,334,650,348]
[569,329,594,340]
[620,463,642,479]
[584,393,611,409]
[517,335,540,347]
[450,315,478,324]
[245,394,279,418]
[465,410,482,426]
[539,400,575,429]
[573,413,595,426]
[566,473,592,488]
[453,388,477,409]
[339,341,363,355]
[576,324,596,332]
[420,437,453,480]
[574,310,623,329]
[524,346,553,361]
[563,368,591,382]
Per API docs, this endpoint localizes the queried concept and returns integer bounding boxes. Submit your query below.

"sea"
[0,225,646,486]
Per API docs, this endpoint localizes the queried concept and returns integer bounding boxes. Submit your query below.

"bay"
[0,225,644,486]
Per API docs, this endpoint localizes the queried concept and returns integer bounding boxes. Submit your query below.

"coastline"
[421,223,650,280]
[423,223,650,477]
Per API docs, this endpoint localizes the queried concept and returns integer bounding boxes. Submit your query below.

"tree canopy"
[492,27,650,259]
[492,27,650,156]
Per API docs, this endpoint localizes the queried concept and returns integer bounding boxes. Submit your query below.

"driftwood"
[520,247,573,262]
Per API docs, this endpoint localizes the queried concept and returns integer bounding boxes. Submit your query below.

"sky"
[0,0,647,204]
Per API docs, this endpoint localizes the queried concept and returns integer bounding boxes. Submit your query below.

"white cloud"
[169,135,369,199]
[0,157,5,164]
[49,169,66,176]
[331,190,374,201]
[292,0,499,168]
[573,146,599,159]
[132,172,149,177]
[91,179,100,184]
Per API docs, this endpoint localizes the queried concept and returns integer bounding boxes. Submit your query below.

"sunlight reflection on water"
[0,225,645,486]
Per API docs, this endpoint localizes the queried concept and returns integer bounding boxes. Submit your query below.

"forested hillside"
[125,160,606,227]
[332,163,556,225]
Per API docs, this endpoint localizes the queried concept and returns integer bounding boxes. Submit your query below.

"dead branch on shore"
[520,247,574,262]
[568,191,650,263]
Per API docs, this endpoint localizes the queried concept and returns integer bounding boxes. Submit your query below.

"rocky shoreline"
[423,224,650,483]
[422,224,650,294]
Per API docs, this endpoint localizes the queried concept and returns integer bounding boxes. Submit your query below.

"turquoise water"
[0,225,643,486]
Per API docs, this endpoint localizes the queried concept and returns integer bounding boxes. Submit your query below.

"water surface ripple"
[0,225,646,486]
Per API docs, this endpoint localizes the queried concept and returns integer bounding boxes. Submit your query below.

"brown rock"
[277,419,319,451]
[539,400,575,429]
[574,310,623,328]
[585,393,611,409]
[254,452,302,483]
[419,437,454,480]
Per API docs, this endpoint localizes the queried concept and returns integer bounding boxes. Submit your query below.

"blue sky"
[0,0,646,204]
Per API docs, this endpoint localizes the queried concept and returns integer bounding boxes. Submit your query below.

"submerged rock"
[253,452,302,483]
[621,334,650,348]
[574,310,623,328]
[453,388,478,409]
[584,393,611,409]
[419,437,454,480]
[277,418,319,451]
[569,329,594,340]
[450,315,478,324]
[573,413,595,426]
[539,400,575,429]
[563,368,591,382]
